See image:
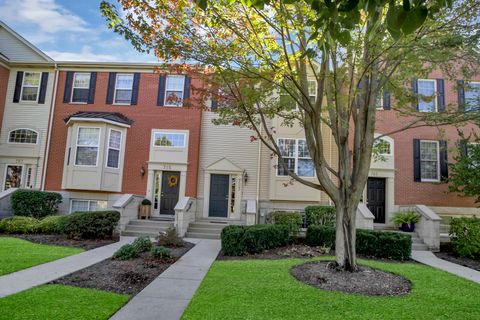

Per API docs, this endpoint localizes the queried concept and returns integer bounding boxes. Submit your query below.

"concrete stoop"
[185,221,236,239]
[121,219,174,238]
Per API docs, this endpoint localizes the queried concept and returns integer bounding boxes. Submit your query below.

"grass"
[0,237,83,275]
[0,284,129,320]
[182,257,480,320]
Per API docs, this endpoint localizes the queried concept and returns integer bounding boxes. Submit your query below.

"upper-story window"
[114,74,134,104]
[277,138,314,177]
[153,132,186,148]
[374,138,391,155]
[75,127,100,166]
[8,129,38,144]
[21,72,41,102]
[420,140,439,181]
[279,80,317,111]
[71,73,91,103]
[464,82,480,112]
[417,79,437,112]
[165,75,185,107]
[106,129,122,169]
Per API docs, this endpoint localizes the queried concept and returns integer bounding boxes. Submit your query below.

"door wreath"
[168,175,179,187]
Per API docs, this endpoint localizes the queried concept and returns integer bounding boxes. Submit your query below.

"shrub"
[132,236,152,253]
[156,227,183,247]
[221,224,290,256]
[450,217,480,259]
[35,215,64,234]
[150,246,172,259]
[305,206,336,227]
[11,190,62,219]
[141,198,152,205]
[268,211,302,234]
[113,244,139,260]
[305,226,411,261]
[0,216,38,234]
[59,210,120,239]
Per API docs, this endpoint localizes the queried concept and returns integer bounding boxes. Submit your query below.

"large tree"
[101,0,480,271]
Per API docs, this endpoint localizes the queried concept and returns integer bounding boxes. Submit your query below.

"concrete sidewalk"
[0,237,135,298]
[412,250,480,284]
[110,238,221,320]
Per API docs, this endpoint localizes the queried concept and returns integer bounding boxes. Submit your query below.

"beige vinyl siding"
[0,28,48,62]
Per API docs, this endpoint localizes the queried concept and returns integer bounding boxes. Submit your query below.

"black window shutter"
[459,140,468,157]
[63,71,74,103]
[87,72,97,104]
[13,71,24,103]
[38,72,49,104]
[131,73,141,105]
[411,78,419,110]
[383,90,391,110]
[211,99,218,110]
[183,76,191,100]
[437,79,445,112]
[457,80,465,111]
[439,140,448,179]
[157,75,166,106]
[413,139,421,182]
[106,72,116,104]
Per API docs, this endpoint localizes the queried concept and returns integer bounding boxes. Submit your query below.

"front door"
[367,177,386,223]
[209,174,229,217]
[160,171,180,215]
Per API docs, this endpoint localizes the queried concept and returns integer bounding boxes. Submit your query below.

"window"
[26,167,33,188]
[153,132,186,148]
[417,79,437,112]
[230,176,236,214]
[165,75,185,107]
[4,165,23,190]
[20,72,41,102]
[71,73,90,103]
[308,80,317,104]
[279,80,317,111]
[464,82,480,112]
[114,74,134,104]
[277,138,314,177]
[8,129,38,144]
[106,129,122,168]
[374,138,391,155]
[75,127,100,166]
[70,199,108,213]
[420,140,439,181]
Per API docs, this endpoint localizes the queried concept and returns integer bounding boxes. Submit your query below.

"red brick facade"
[375,70,480,207]
[44,70,203,197]
[0,65,9,131]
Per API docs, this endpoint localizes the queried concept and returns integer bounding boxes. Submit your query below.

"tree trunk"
[335,203,358,271]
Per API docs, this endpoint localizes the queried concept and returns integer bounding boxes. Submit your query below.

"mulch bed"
[51,242,194,295]
[291,261,412,296]
[0,234,118,250]
[435,252,480,272]
[217,244,332,260]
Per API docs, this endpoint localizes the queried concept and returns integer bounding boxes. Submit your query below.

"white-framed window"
[114,74,134,104]
[71,73,91,103]
[420,140,440,181]
[20,72,41,102]
[3,164,23,190]
[307,80,317,104]
[374,138,392,155]
[277,138,314,177]
[464,81,480,112]
[70,199,108,213]
[106,129,122,169]
[376,94,384,110]
[153,132,186,148]
[75,127,100,166]
[280,80,317,111]
[164,75,185,107]
[26,167,33,188]
[8,129,38,144]
[417,79,437,112]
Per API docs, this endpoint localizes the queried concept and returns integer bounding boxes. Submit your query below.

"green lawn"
[182,257,480,320]
[0,237,83,276]
[0,285,129,320]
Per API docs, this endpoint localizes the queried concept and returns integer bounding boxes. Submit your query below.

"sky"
[0,0,157,62]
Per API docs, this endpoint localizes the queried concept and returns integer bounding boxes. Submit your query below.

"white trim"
[74,126,101,167]
[113,73,134,105]
[106,128,122,169]
[3,164,25,191]
[70,72,90,104]
[19,71,41,103]
[152,131,186,148]
[7,128,39,145]
[417,79,438,112]
[276,138,315,178]
[65,117,131,128]
[464,81,480,111]
[419,140,440,182]
[164,75,185,107]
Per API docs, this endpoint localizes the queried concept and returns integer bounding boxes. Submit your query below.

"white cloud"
[45,46,119,62]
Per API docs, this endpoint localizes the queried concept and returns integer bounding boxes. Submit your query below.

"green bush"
[141,198,152,205]
[305,206,336,227]
[113,244,139,260]
[391,210,421,227]
[305,226,411,261]
[268,211,302,234]
[150,246,171,259]
[221,224,290,256]
[11,190,62,219]
[132,237,152,253]
[0,216,38,234]
[35,216,64,234]
[156,227,183,247]
[59,210,120,239]
[450,217,480,259]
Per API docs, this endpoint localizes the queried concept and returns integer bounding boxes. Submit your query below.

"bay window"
[106,129,122,168]
[75,127,100,166]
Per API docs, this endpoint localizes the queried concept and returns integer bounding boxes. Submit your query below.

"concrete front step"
[128,219,173,227]
[122,230,159,238]
[188,222,230,230]
[188,227,223,235]
[412,243,429,251]
[185,232,220,239]
[124,225,172,233]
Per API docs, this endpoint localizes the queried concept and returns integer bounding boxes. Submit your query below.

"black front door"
[160,171,180,215]
[367,177,386,223]
[209,174,229,217]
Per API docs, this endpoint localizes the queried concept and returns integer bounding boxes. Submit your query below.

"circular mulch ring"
[291,261,411,296]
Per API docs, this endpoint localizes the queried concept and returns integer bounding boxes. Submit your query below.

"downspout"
[255,125,262,224]
[40,63,59,191]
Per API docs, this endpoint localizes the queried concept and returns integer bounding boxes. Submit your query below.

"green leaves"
[386,3,429,39]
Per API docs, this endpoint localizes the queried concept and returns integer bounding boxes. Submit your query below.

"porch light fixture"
[140,166,145,177]
[243,171,248,184]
